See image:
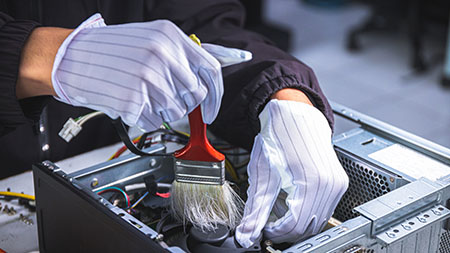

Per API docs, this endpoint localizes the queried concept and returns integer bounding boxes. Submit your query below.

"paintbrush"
[170,35,244,230]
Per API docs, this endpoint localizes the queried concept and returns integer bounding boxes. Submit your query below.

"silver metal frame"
[50,102,450,253]
[285,102,450,253]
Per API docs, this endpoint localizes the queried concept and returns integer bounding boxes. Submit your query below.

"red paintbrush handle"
[174,106,224,162]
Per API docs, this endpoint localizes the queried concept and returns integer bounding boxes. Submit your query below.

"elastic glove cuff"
[51,13,106,105]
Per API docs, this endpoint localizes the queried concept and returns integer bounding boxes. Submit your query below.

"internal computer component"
[32,103,450,252]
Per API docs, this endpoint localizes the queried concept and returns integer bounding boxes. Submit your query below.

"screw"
[20,214,33,225]
[42,144,50,151]
[264,240,273,247]
[7,206,16,216]
[155,234,164,241]
[91,178,99,188]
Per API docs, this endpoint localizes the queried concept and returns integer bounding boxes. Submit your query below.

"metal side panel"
[33,161,166,253]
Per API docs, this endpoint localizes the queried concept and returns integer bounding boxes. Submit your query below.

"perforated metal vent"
[333,150,395,221]
[440,230,450,253]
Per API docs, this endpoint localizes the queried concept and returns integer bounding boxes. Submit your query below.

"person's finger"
[197,66,223,124]
[235,135,282,248]
[202,43,252,67]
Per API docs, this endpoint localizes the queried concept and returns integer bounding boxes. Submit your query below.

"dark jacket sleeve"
[148,0,334,151]
[0,11,45,136]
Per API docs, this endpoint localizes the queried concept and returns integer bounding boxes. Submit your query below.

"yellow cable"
[0,191,35,201]
[174,129,190,137]
[107,154,116,161]
[108,135,142,161]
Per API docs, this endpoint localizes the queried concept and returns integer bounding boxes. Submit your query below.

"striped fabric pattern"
[52,14,224,131]
[236,99,349,248]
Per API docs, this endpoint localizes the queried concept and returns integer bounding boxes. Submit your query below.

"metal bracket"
[376,204,450,245]
[355,177,445,236]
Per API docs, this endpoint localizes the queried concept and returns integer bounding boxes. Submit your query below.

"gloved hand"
[52,14,251,131]
[235,99,349,248]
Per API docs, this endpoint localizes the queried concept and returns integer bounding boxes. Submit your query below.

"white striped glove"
[52,14,251,131]
[235,99,349,248]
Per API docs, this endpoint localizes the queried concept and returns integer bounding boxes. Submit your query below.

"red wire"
[97,188,131,208]
[156,192,170,198]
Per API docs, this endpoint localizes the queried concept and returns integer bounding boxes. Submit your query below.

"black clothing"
[0,0,333,179]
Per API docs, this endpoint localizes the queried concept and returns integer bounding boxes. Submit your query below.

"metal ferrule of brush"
[174,159,225,185]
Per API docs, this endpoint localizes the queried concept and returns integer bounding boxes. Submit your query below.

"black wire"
[112,118,172,157]
[161,134,188,145]
[145,128,189,142]
[137,132,149,149]
[113,118,248,161]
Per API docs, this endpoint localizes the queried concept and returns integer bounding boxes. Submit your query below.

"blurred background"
[241,0,450,148]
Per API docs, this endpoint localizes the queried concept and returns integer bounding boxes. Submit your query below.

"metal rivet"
[42,144,50,151]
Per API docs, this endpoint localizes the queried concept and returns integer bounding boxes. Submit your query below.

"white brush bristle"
[170,181,244,231]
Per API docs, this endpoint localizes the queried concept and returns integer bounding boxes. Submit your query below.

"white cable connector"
[58,112,104,142]
[59,118,82,142]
